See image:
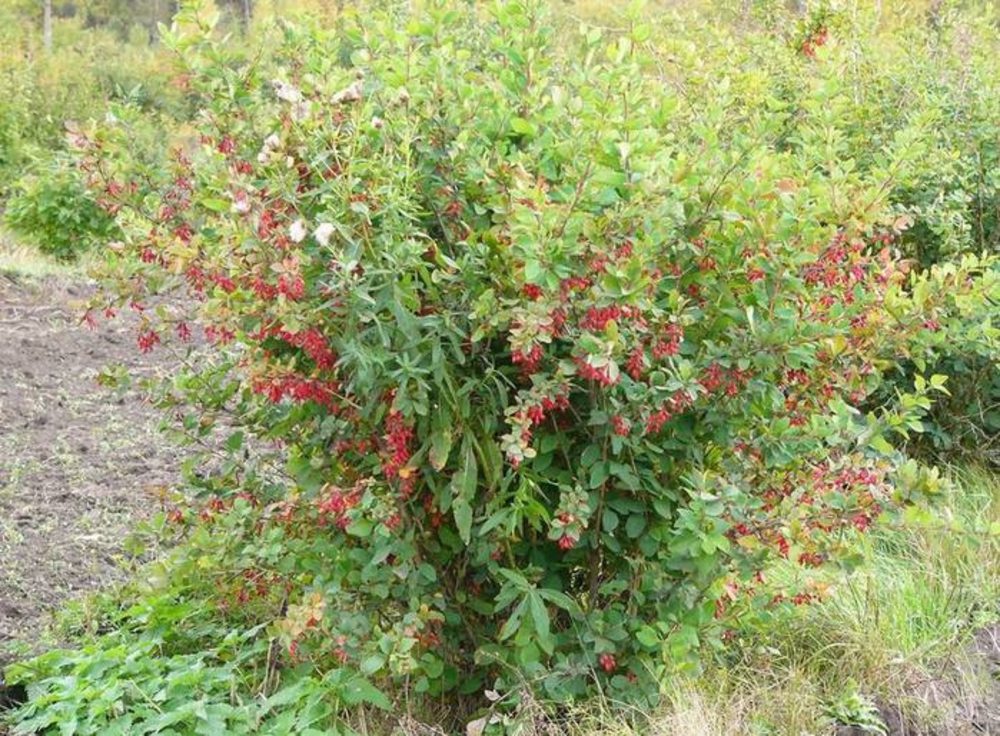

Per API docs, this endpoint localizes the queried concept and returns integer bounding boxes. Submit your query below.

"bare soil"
[0,273,180,663]
[861,625,1000,735]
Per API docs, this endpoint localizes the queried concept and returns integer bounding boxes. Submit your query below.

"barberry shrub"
[58,0,997,712]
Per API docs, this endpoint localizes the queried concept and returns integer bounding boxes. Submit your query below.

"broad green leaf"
[528,593,553,655]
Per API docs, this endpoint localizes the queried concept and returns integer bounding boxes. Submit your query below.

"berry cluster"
[644,392,693,435]
[574,356,619,387]
[511,344,544,374]
[383,408,415,495]
[273,327,337,370]
[252,375,339,410]
[317,484,362,529]
[801,26,829,57]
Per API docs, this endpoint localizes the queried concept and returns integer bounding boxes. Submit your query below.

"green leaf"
[589,461,610,489]
[346,519,374,538]
[636,626,659,648]
[201,197,230,212]
[451,439,478,544]
[453,497,473,546]
[869,433,894,455]
[225,431,245,452]
[528,593,553,654]
[429,424,453,472]
[498,568,531,591]
[510,117,537,136]
[537,587,579,614]
[499,598,528,641]
[602,509,619,533]
[341,676,391,709]
[625,514,647,538]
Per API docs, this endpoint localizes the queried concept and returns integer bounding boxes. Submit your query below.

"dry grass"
[0,230,84,281]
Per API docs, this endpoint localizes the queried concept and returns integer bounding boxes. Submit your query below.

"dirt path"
[0,273,180,662]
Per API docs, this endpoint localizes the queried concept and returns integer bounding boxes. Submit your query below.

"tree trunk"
[242,0,252,33]
[151,0,160,43]
[43,0,52,52]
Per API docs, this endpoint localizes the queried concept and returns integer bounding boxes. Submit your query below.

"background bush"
[3,157,119,260]
[0,2,190,264]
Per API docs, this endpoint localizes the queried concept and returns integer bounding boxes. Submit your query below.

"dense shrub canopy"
[6,0,1000,729]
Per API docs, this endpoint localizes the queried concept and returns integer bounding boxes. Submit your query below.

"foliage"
[868,258,1000,460]
[0,6,191,261]
[0,7,191,199]
[30,0,992,709]
[822,686,887,734]
[4,158,119,260]
[671,463,1000,735]
[654,0,1000,264]
[662,0,1000,461]
[5,613,392,735]
[2,0,999,732]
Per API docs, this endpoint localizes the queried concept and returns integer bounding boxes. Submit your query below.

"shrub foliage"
[4,158,120,260]
[6,0,1000,729]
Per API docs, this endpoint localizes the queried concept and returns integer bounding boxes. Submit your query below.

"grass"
[0,229,85,281]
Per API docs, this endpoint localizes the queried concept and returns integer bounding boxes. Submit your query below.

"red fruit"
[173,223,194,243]
[625,347,646,380]
[598,653,616,673]
[511,344,543,374]
[574,356,618,387]
[522,283,543,300]
[137,329,160,353]
[252,278,279,300]
[797,552,823,568]
[526,404,546,426]
[644,405,672,435]
[581,305,623,331]
[277,274,305,300]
